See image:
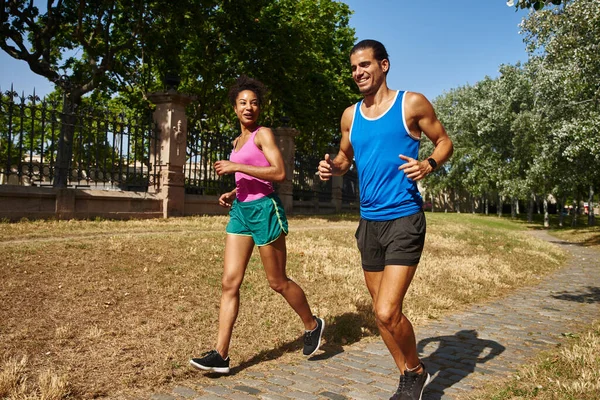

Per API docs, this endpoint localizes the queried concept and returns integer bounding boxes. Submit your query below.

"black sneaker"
[303,316,325,356]
[390,363,431,400]
[189,350,230,374]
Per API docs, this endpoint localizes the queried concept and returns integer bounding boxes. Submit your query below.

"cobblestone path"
[149,230,600,400]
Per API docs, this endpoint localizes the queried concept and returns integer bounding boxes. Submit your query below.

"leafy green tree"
[1,0,357,188]
[171,0,358,157]
[522,0,600,225]
[0,0,154,187]
[506,0,565,11]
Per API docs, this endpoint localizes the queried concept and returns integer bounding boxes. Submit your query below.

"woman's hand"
[219,190,236,208]
[214,160,237,176]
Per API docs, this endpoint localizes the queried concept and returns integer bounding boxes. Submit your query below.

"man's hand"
[318,153,334,181]
[398,154,432,181]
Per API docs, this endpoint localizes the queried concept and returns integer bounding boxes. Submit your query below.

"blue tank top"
[349,90,423,221]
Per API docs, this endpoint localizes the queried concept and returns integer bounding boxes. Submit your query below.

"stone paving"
[148,230,600,400]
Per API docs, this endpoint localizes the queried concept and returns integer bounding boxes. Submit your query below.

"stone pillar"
[147,90,193,218]
[272,127,298,214]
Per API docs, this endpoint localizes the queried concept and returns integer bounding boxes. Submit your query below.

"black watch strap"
[427,157,438,170]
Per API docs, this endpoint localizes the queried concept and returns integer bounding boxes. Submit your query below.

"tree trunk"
[589,185,595,227]
[497,194,503,217]
[53,94,78,188]
[455,189,460,213]
[527,194,534,223]
[484,194,489,215]
[543,197,549,228]
[511,196,516,218]
[558,195,566,227]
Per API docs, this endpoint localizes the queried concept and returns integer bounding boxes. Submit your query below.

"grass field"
[0,213,573,399]
[468,320,600,400]
[466,222,600,400]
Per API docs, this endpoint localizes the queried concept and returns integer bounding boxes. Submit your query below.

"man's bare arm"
[318,105,355,180]
[399,92,453,181]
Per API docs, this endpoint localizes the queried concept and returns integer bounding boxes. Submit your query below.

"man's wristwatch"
[427,157,438,171]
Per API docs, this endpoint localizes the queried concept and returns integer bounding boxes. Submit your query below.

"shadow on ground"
[552,286,600,304]
[206,301,378,377]
[418,329,505,400]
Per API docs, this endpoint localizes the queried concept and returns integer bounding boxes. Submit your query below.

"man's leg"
[363,264,421,373]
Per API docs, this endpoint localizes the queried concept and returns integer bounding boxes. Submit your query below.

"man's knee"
[374,302,403,328]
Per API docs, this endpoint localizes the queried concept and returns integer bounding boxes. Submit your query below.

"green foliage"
[432,0,599,216]
[1,0,357,168]
[507,0,565,11]
[167,0,359,157]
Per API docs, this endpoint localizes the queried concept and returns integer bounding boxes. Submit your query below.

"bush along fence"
[0,87,359,220]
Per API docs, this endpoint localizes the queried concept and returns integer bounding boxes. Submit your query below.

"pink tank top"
[229,127,274,202]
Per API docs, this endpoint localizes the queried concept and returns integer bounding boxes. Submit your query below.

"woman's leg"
[215,234,255,358]
[258,234,317,331]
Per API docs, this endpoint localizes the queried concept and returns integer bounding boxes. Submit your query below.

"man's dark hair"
[228,75,267,107]
[351,39,390,73]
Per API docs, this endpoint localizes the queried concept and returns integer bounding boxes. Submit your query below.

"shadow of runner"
[417,329,505,400]
[552,286,600,304]
[205,306,379,376]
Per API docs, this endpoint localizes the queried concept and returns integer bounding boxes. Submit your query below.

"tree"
[1,0,358,188]
[171,0,358,157]
[522,0,600,225]
[0,0,154,187]
[506,0,565,11]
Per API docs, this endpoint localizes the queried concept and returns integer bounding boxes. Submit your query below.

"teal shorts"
[226,193,289,246]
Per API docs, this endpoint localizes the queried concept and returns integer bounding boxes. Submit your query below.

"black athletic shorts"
[354,211,426,272]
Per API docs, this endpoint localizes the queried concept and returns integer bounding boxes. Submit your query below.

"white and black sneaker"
[303,316,325,356]
[190,350,230,374]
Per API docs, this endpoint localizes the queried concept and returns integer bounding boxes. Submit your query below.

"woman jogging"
[190,75,324,374]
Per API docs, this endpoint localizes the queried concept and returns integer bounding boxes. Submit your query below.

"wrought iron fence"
[184,116,236,195]
[0,89,157,190]
[293,151,329,202]
[293,150,359,204]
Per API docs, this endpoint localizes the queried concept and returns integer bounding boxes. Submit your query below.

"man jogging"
[318,39,453,400]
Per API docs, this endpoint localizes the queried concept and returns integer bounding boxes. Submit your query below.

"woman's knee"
[267,277,290,293]
[221,275,242,294]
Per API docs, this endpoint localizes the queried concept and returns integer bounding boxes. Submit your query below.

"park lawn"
[465,222,600,400]
[0,213,565,399]
[549,225,600,250]
[467,320,600,400]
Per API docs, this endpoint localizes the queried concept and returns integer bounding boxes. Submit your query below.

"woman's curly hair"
[228,75,267,107]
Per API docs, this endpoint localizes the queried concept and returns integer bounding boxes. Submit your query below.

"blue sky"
[344,0,530,100]
[0,1,530,101]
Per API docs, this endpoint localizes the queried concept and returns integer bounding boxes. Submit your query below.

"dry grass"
[468,320,600,400]
[549,225,600,250]
[0,213,565,399]
[0,356,69,400]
